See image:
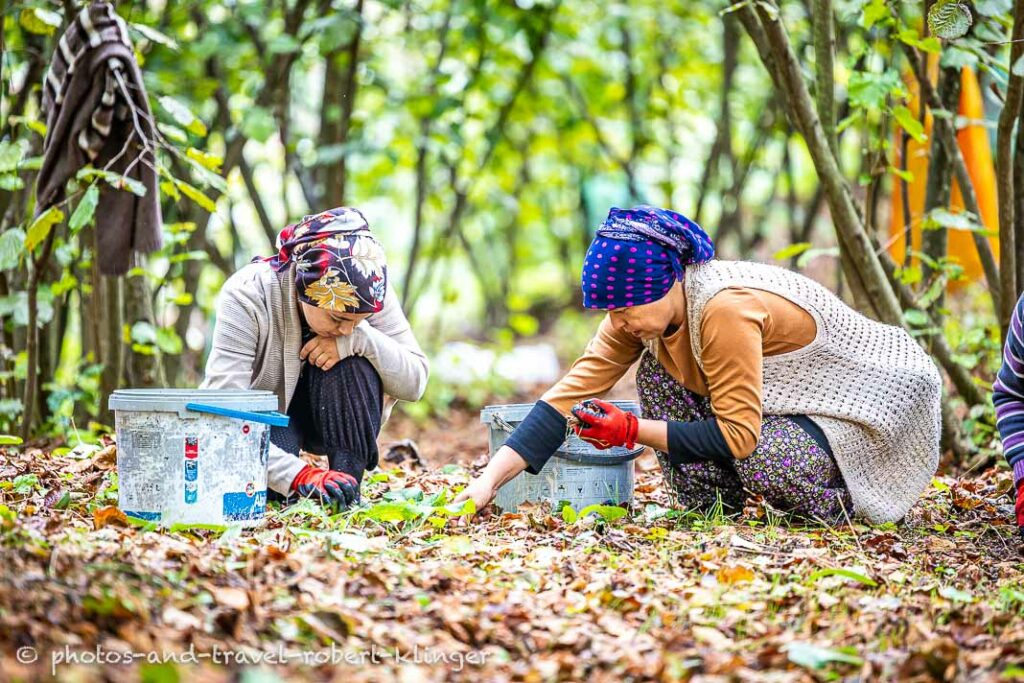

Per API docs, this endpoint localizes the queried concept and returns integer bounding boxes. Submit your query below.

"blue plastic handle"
[185,403,290,427]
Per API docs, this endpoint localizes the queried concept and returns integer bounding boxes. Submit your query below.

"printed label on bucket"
[184,436,199,505]
[124,510,161,522]
[223,490,266,521]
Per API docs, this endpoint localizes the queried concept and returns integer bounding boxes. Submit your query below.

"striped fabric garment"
[993,292,1024,531]
[36,0,162,274]
[42,2,132,161]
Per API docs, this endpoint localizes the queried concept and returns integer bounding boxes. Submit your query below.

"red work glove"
[291,465,359,508]
[571,398,639,450]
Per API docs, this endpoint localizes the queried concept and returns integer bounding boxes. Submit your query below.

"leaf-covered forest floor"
[2,408,1024,683]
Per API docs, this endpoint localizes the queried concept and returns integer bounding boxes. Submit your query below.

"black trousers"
[270,356,384,487]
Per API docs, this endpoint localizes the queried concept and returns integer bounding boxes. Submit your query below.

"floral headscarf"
[258,207,388,314]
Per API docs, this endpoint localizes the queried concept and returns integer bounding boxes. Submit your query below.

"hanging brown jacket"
[36,1,161,274]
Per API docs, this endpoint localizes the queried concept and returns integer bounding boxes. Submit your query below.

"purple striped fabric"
[994,294,1024,501]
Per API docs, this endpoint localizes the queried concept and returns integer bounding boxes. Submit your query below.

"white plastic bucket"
[108,389,285,527]
[480,401,644,513]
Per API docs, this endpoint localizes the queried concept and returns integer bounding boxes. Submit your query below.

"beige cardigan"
[201,261,429,493]
[682,260,942,523]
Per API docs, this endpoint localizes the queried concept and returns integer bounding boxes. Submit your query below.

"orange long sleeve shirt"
[541,284,817,458]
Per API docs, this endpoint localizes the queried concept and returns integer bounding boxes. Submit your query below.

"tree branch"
[812,0,837,157]
[738,1,903,325]
[238,154,279,249]
[995,0,1024,340]
[901,43,1002,319]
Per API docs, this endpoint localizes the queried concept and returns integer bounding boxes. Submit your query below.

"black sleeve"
[667,417,734,467]
[504,400,568,475]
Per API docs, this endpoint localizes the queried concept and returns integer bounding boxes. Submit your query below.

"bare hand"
[453,477,498,517]
[300,336,341,371]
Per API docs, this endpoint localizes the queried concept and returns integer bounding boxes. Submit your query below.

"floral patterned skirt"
[636,352,852,522]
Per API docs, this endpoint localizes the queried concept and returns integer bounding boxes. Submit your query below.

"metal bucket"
[480,401,644,512]
[108,389,288,527]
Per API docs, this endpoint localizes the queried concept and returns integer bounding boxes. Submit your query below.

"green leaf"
[185,147,223,172]
[155,327,183,355]
[904,309,930,327]
[158,96,207,137]
[174,180,217,213]
[69,185,100,233]
[896,265,922,285]
[25,207,65,252]
[862,0,889,27]
[433,499,475,517]
[508,312,539,336]
[360,501,420,523]
[928,0,973,40]
[784,642,864,670]
[51,272,78,296]
[891,166,914,183]
[159,180,181,201]
[0,229,25,270]
[240,106,276,143]
[130,22,179,49]
[382,487,424,502]
[561,505,578,524]
[939,585,974,602]
[0,174,24,191]
[167,222,197,234]
[168,250,209,264]
[951,352,979,368]
[923,208,984,232]
[0,435,23,446]
[807,567,878,587]
[577,504,627,523]
[941,44,980,70]
[0,141,26,174]
[1013,55,1024,77]
[76,167,146,197]
[892,105,926,142]
[19,155,42,172]
[848,70,902,110]
[897,28,943,54]
[131,321,158,345]
[183,154,228,194]
[112,175,146,197]
[12,473,39,494]
[19,8,62,36]
[157,123,189,144]
[974,0,1012,16]
[7,115,47,137]
[267,33,301,54]
[796,246,840,268]
[773,242,812,261]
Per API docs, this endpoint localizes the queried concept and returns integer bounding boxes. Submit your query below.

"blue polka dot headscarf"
[581,205,715,310]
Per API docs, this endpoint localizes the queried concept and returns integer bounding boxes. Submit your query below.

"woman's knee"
[317,355,380,380]
[309,355,384,400]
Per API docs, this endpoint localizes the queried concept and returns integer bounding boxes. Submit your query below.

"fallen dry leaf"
[717,565,755,584]
[0,415,1021,682]
[92,506,128,530]
[211,586,250,611]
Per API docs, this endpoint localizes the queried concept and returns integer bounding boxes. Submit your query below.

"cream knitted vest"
[679,260,942,523]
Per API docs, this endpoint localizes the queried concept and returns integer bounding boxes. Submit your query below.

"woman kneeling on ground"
[202,207,428,509]
[457,205,942,524]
